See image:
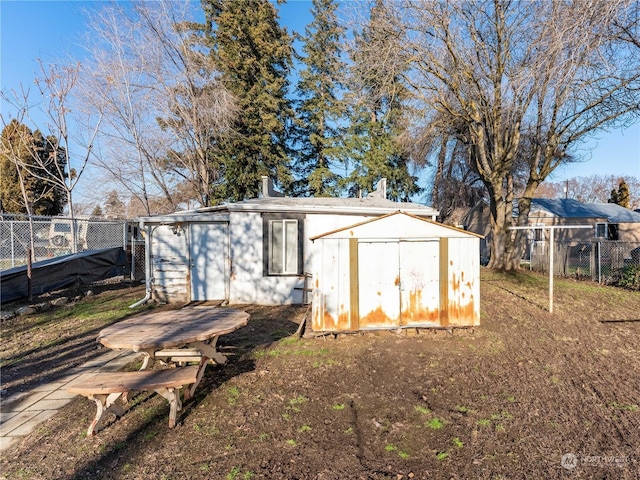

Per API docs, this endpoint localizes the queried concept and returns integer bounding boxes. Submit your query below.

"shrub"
[617,264,640,290]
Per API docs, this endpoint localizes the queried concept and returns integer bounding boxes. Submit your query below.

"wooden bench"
[153,348,204,365]
[68,366,200,436]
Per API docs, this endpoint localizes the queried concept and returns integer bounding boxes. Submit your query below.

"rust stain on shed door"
[399,240,440,326]
[358,241,400,329]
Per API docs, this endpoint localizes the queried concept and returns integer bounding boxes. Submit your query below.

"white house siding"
[150,225,190,302]
[227,212,385,305]
[228,211,300,305]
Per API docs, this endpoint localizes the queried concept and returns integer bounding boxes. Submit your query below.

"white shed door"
[399,240,440,326]
[189,223,228,301]
[358,241,401,329]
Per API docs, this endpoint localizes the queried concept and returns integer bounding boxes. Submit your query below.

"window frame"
[262,213,305,276]
[595,222,620,240]
[532,223,545,242]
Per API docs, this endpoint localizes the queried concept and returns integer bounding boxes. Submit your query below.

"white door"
[358,241,401,329]
[189,223,228,301]
[399,240,440,326]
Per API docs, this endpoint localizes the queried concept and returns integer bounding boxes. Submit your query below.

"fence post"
[10,221,16,269]
[549,228,554,313]
[130,234,135,281]
[598,241,602,284]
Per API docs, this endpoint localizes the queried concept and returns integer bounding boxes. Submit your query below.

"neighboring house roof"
[530,198,640,223]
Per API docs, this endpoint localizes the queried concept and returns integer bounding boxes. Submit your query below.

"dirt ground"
[1,271,640,479]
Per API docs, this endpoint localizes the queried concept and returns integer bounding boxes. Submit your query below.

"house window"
[595,223,619,240]
[533,224,545,242]
[263,214,304,275]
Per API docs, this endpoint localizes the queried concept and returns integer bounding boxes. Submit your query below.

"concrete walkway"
[0,350,138,452]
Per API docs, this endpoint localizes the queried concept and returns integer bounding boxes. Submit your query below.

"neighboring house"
[463,197,640,263]
[137,178,439,306]
[311,211,482,332]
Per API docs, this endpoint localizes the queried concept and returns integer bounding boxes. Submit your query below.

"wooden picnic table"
[97,306,250,397]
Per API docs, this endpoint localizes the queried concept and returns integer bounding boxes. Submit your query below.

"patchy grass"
[2,270,640,478]
[1,286,148,367]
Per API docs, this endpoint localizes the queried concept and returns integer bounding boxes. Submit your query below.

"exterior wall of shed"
[312,236,480,332]
[441,237,480,327]
[312,238,353,331]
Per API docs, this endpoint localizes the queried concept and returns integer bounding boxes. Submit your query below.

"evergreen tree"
[618,180,631,208]
[294,0,347,197]
[105,190,126,218]
[201,0,295,202]
[609,179,631,208]
[0,120,67,215]
[91,204,104,217]
[341,0,421,201]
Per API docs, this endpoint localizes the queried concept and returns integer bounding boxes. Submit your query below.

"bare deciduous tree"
[360,0,640,269]
[82,0,236,212]
[2,62,103,252]
[38,63,102,227]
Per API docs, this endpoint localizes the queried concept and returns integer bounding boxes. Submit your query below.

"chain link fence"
[130,238,146,281]
[0,214,134,271]
[528,240,640,284]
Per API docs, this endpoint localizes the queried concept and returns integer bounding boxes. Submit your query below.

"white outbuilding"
[310,211,482,332]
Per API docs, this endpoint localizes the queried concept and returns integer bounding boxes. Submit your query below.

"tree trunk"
[489,189,538,270]
[432,136,447,219]
[486,188,510,270]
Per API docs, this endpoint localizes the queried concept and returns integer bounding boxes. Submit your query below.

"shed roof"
[531,198,640,223]
[311,211,483,241]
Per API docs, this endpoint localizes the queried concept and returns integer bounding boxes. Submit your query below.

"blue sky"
[1,0,639,205]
